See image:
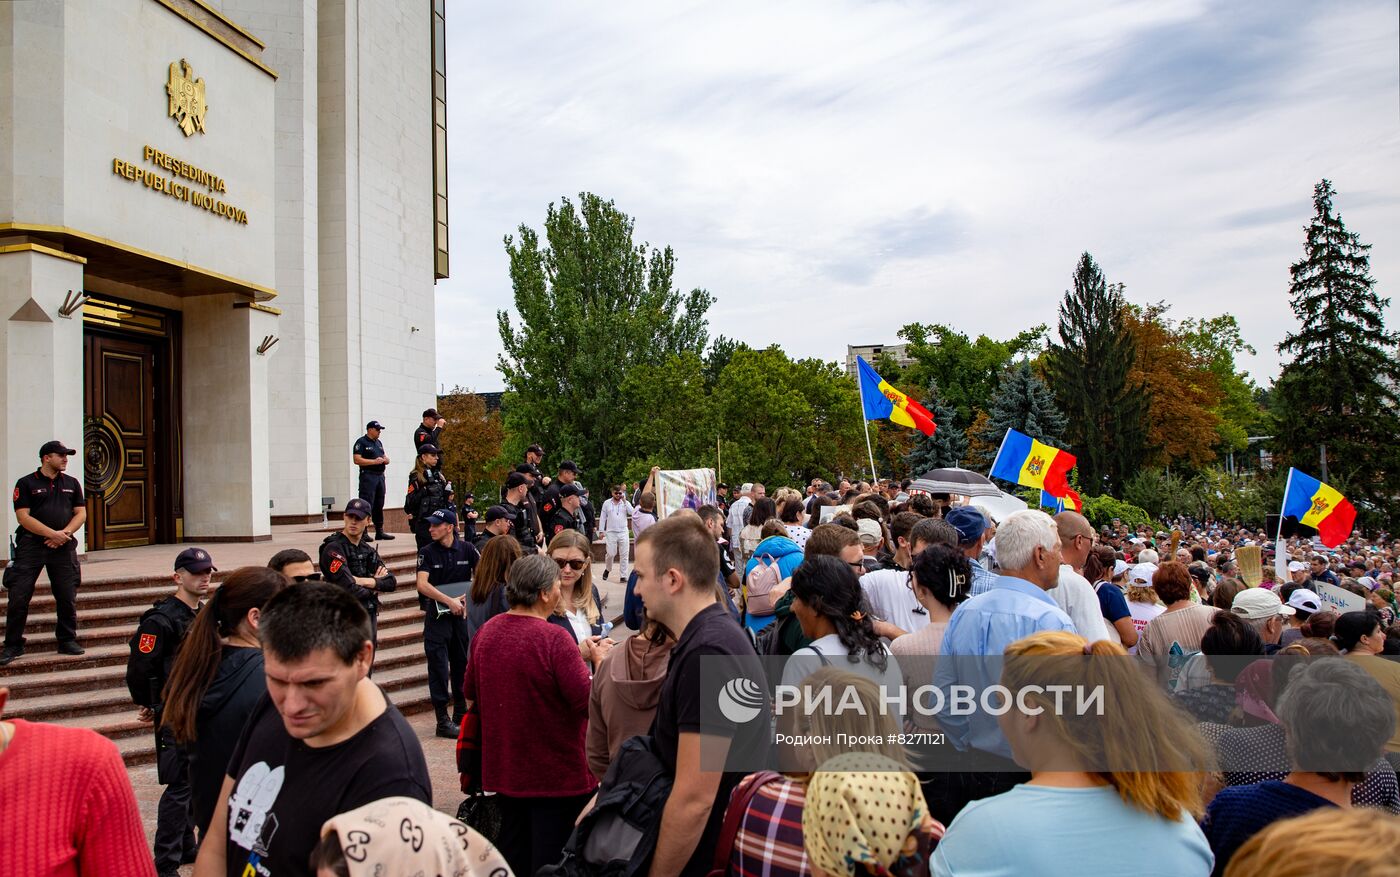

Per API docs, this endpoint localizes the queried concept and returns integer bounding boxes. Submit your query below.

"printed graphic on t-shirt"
[229,761,285,865]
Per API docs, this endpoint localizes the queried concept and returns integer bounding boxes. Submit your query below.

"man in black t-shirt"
[633,515,769,877]
[194,583,431,877]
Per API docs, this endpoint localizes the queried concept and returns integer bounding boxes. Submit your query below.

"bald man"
[1049,512,1109,643]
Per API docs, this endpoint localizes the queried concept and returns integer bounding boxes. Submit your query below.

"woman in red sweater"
[0,685,156,876]
[463,553,613,876]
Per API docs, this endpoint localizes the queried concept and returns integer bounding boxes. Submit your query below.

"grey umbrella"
[909,467,1002,497]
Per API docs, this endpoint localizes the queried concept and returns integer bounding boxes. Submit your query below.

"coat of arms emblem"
[1309,496,1330,517]
[1026,456,1045,477]
[166,59,208,136]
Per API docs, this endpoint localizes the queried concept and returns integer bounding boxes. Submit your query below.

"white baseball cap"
[1286,589,1321,613]
[1113,559,1129,577]
[856,518,883,544]
[1128,562,1157,587]
[1287,561,1309,573]
[1232,588,1295,620]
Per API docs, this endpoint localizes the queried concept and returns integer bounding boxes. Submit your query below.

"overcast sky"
[435,0,1400,392]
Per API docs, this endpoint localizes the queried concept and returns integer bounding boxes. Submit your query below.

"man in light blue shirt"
[934,509,1076,760]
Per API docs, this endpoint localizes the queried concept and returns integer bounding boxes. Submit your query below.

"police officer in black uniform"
[539,460,583,521]
[319,498,397,653]
[404,443,453,549]
[2,440,86,666]
[546,482,589,541]
[352,420,395,540]
[414,507,479,738]
[500,472,537,552]
[514,463,546,548]
[460,491,480,535]
[126,546,214,874]
[414,407,446,451]
[475,505,515,551]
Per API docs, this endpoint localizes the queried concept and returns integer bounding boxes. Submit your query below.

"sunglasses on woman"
[553,558,588,571]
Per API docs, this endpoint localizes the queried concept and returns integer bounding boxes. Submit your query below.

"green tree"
[612,353,716,480]
[897,323,1046,429]
[712,347,865,486]
[1178,315,1264,455]
[1273,180,1400,510]
[970,362,1068,469]
[497,194,714,491]
[703,335,746,387]
[1047,253,1148,493]
[904,382,966,474]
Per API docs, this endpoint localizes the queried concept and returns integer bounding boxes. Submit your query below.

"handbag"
[454,698,502,841]
[456,790,502,843]
[707,771,782,877]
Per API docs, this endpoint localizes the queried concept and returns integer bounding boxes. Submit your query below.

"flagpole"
[986,429,1013,481]
[855,365,879,480]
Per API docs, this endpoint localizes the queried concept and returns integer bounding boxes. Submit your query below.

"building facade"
[845,343,912,380]
[0,0,446,547]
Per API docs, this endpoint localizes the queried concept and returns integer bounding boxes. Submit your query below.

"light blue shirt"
[932,784,1213,877]
[933,574,1075,758]
[968,557,998,597]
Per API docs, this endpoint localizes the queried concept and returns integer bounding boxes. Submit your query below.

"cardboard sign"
[656,468,717,520]
[1316,581,1367,614]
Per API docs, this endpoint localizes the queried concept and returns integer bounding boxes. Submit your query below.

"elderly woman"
[1202,659,1398,875]
[463,553,611,875]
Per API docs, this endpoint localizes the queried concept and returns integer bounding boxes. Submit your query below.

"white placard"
[1316,581,1367,614]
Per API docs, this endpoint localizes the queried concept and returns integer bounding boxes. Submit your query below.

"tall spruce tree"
[1274,180,1400,508]
[904,382,966,473]
[971,362,1068,468]
[1047,253,1148,493]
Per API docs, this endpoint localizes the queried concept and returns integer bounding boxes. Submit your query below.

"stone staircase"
[0,547,432,766]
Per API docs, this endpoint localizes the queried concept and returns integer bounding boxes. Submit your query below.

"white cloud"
[436,0,1400,391]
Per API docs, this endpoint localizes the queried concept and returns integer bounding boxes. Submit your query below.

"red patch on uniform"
[554,524,564,535]
[406,483,416,494]
[329,557,344,574]
[11,487,17,501]
[138,633,157,653]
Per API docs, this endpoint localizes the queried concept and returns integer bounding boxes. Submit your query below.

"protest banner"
[1316,581,1367,614]
[656,468,716,519]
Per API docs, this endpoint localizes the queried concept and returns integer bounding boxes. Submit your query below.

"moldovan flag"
[1280,467,1356,548]
[1041,488,1083,514]
[991,429,1076,498]
[856,356,936,436]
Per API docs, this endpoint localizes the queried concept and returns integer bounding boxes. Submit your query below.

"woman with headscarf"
[804,752,944,877]
[309,796,510,876]
[931,632,1214,877]
[724,669,915,877]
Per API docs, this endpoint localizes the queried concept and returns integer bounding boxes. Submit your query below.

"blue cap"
[425,507,457,527]
[946,506,987,544]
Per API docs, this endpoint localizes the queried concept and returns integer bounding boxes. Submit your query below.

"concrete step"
[1,620,428,699]
[0,543,423,594]
[5,571,423,636]
[0,609,429,677]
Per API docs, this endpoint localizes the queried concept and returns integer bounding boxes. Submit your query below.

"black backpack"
[539,735,673,877]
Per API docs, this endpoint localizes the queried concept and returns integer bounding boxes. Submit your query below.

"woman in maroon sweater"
[464,553,612,875]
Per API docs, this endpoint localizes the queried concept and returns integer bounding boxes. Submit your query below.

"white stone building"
[0,0,448,547]
[845,343,913,380]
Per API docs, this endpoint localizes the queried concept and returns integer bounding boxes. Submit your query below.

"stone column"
[0,246,86,544]
[181,296,273,541]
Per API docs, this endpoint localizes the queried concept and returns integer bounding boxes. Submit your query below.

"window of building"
[431,0,448,278]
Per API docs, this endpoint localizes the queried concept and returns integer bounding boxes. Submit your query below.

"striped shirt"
[730,776,811,877]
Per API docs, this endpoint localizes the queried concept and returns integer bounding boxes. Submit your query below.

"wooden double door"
[83,308,181,549]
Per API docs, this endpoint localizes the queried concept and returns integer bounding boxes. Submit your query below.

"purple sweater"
[464,612,596,797]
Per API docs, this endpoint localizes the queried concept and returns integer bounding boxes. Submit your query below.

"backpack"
[538,735,673,877]
[744,554,790,617]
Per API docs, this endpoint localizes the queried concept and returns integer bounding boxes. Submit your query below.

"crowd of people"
[5,438,1400,876]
